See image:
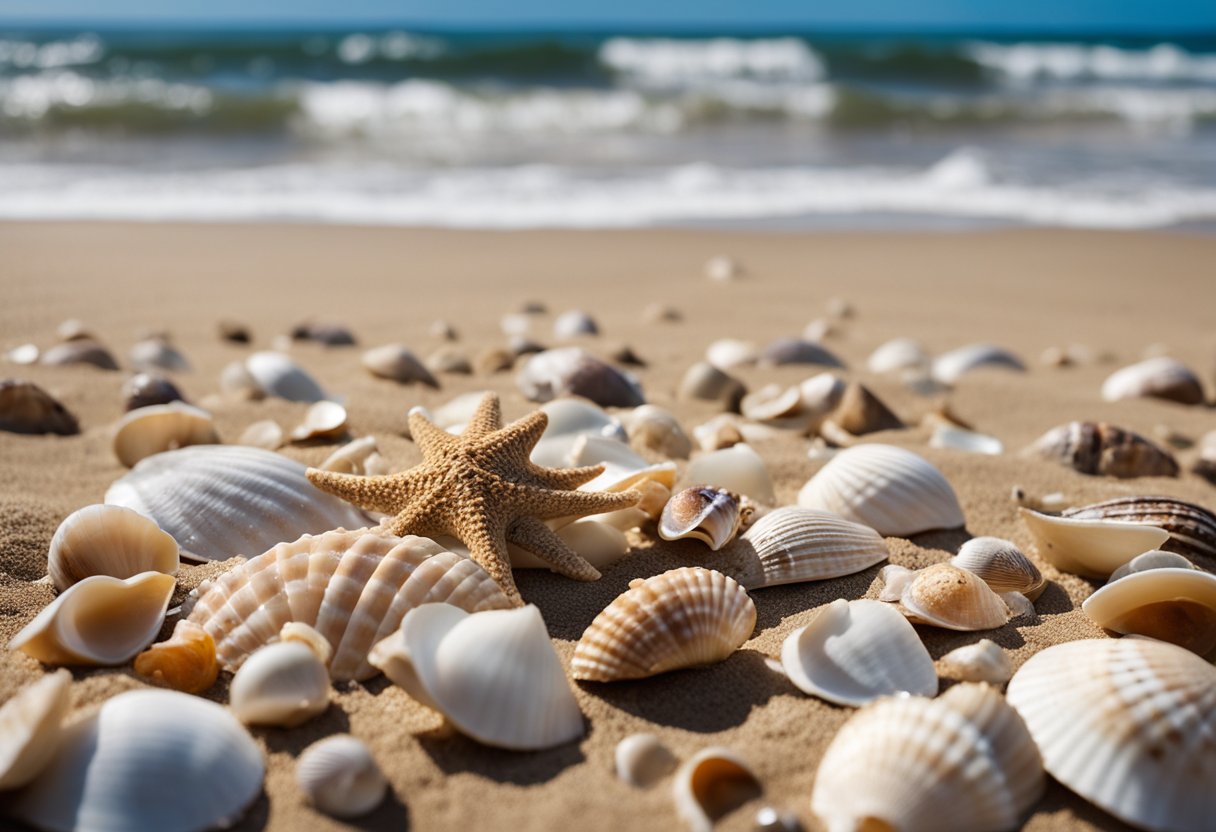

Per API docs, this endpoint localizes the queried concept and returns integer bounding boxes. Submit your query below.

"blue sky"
[2,0,1214,30]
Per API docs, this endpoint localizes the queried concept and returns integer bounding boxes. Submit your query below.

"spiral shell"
[658,486,749,551]
[730,507,889,590]
[297,734,387,818]
[1024,421,1179,478]
[1060,495,1216,561]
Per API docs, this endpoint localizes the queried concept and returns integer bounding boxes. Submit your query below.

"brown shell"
[1061,496,1216,561]
[0,380,79,435]
[1024,421,1178,478]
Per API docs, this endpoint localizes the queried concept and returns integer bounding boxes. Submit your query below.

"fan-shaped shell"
[731,507,889,590]
[797,444,965,536]
[867,338,929,374]
[951,536,1044,599]
[683,443,775,506]
[673,747,762,832]
[1006,638,1216,832]
[1018,507,1170,578]
[112,402,218,467]
[47,503,179,591]
[230,640,330,727]
[8,689,264,832]
[678,362,745,410]
[658,486,748,551]
[616,733,677,788]
[899,564,1010,631]
[1082,568,1216,656]
[1101,357,1205,405]
[244,351,328,402]
[1061,496,1216,560]
[931,343,1025,384]
[1109,549,1196,581]
[297,734,387,818]
[134,619,218,694]
[0,379,79,435]
[1024,421,1178,478]
[936,639,1013,685]
[185,528,513,681]
[361,344,439,387]
[571,567,756,682]
[0,670,72,790]
[105,445,370,562]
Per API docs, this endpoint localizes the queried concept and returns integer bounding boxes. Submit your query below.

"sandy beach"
[2,221,1215,832]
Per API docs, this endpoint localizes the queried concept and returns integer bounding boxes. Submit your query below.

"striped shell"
[730,507,889,590]
[951,537,1045,599]
[296,735,387,818]
[571,567,755,682]
[1024,421,1179,478]
[185,528,513,681]
[1061,496,1216,561]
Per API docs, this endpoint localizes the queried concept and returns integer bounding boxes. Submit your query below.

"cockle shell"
[297,734,387,818]
[1082,568,1216,656]
[230,640,330,727]
[658,486,749,551]
[781,599,937,707]
[678,362,745,411]
[616,733,678,788]
[105,445,370,562]
[289,400,348,442]
[797,444,965,537]
[1109,549,1196,581]
[1024,421,1179,478]
[898,564,1010,631]
[0,379,79,435]
[362,344,439,387]
[673,747,762,832]
[517,347,645,408]
[951,537,1045,599]
[0,670,71,790]
[731,507,889,590]
[812,683,1044,832]
[112,402,219,467]
[41,339,120,370]
[8,689,264,832]
[530,397,628,468]
[129,337,191,373]
[931,343,1025,385]
[121,372,186,412]
[759,338,844,368]
[867,338,929,374]
[1006,638,1216,832]
[620,404,692,459]
[936,639,1013,685]
[1101,357,1205,405]
[571,567,755,682]
[682,443,775,506]
[1018,507,1170,578]
[134,619,218,694]
[10,571,176,666]
[706,338,759,371]
[47,503,179,591]
[370,604,584,751]
[553,309,599,339]
[245,350,329,401]
[1060,496,1216,561]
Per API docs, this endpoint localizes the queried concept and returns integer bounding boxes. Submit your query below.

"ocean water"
[1,27,1215,230]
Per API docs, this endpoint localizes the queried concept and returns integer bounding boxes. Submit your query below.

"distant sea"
[1,26,1215,230]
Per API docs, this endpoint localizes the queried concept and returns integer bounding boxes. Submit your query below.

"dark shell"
[0,379,79,435]
[1062,496,1216,560]
[508,335,546,357]
[40,339,119,371]
[611,345,647,368]
[217,320,251,344]
[759,338,845,369]
[517,348,644,408]
[1025,421,1178,478]
[122,373,187,412]
[291,322,356,346]
[678,362,745,412]
[830,382,903,435]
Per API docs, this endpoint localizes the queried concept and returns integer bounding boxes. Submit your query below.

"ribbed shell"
[1006,639,1216,832]
[899,564,1010,631]
[571,567,756,682]
[104,445,369,562]
[951,537,1045,599]
[1061,496,1216,560]
[1024,421,1179,478]
[185,528,513,681]
[1082,568,1216,656]
[1101,357,1205,405]
[48,503,179,591]
[1018,507,1170,579]
[296,734,387,818]
[732,507,889,590]
[797,444,965,536]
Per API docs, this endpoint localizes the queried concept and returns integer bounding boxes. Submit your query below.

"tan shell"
[678,362,745,411]
[112,402,219,467]
[731,507,889,590]
[1024,421,1179,478]
[935,639,1013,685]
[134,619,218,694]
[616,733,678,788]
[1082,567,1216,656]
[47,503,179,591]
[230,640,331,727]
[1061,495,1216,560]
[951,536,1045,599]
[0,379,79,435]
[238,419,284,450]
[1018,507,1170,578]
[658,486,750,551]
[1101,357,1205,405]
[898,564,1010,631]
[621,404,693,459]
[826,382,903,436]
[672,747,762,832]
[296,734,387,818]
[1109,549,1196,581]
[362,344,438,386]
[0,670,72,790]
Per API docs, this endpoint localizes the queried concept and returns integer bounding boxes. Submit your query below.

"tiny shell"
[297,734,387,818]
[41,339,120,370]
[1101,357,1205,405]
[759,338,844,368]
[426,346,473,375]
[867,338,929,374]
[929,423,1003,455]
[1082,567,1216,656]
[318,435,390,475]
[673,747,762,832]
[129,337,191,373]
[1109,549,1196,581]
[219,359,264,400]
[620,404,692,459]
[706,338,759,371]
[1018,507,1170,578]
[705,255,744,282]
[825,382,902,435]
[935,639,1013,685]
[291,321,356,346]
[245,351,329,402]
[238,419,284,450]
[682,443,775,506]
[1024,421,1178,478]
[517,347,644,408]
[898,564,1009,631]
[230,641,330,727]
[658,486,749,551]
[0,379,79,435]
[361,344,439,387]
[678,362,745,411]
[877,563,916,602]
[5,343,39,364]
[616,733,677,788]
[932,343,1025,385]
[48,503,179,591]
[1060,495,1216,561]
[553,310,599,339]
[951,536,1045,599]
[430,319,458,340]
[133,619,218,694]
[289,400,348,442]
[642,303,682,323]
[217,320,251,343]
[731,507,889,590]
[121,372,186,412]
[112,402,219,467]
[0,669,72,790]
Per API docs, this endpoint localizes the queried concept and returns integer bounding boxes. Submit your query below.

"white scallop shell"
[289,401,348,441]
[935,639,1013,685]
[951,536,1044,599]
[1101,357,1205,405]
[530,397,628,468]
[9,689,264,832]
[706,338,759,371]
[361,344,438,387]
[619,404,692,459]
[0,670,72,790]
[797,444,965,536]
[230,641,330,727]
[672,747,762,832]
[931,343,1026,385]
[615,733,677,788]
[112,402,219,468]
[105,445,370,562]
[732,507,889,590]
[245,350,328,402]
[296,734,387,818]
[929,423,1003,455]
[1109,549,1196,581]
[47,503,179,591]
[898,564,1010,631]
[1082,567,1216,656]
[1017,507,1170,578]
[781,599,937,707]
[867,338,929,374]
[683,443,775,506]
[370,604,583,751]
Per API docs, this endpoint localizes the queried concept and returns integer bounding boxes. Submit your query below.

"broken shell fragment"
[297,734,387,818]
[0,669,72,790]
[133,619,218,694]
[112,402,219,467]
[121,372,186,412]
[878,564,916,602]
[732,507,889,590]
[932,343,1025,385]
[0,379,79,435]
[1109,549,1196,581]
[1018,507,1170,578]
[951,537,1045,599]
[245,350,329,402]
[682,443,775,506]
[678,362,745,411]
[936,639,1013,685]
[1024,421,1178,478]
[517,347,644,408]
[41,339,120,371]
[1060,495,1216,561]
[1082,567,1216,656]
[361,344,439,387]
[230,640,330,727]
[673,747,762,832]
[898,564,1010,631]
[616,733,677,788]
[289,400,348,442]
[1101,357,1205,405]
[48,503,179,591]
[658,486,750,551]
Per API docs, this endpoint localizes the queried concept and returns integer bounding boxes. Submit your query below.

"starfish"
[306,393,639,604]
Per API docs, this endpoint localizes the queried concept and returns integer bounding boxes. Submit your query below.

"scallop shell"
[898,564,1009,631]
[682,443,775,506]
[41,339,120,370]
[1082,567,1216,656]
[112,402,219,467]
[620,404,692,459]
[1109,549,1196,581]
[797,444,965,537]
[0,379,79,435]
[230,640,330,727]
[105,445,370,562]
[1018,507,1170,578]
[658,486,749,551]
[133,619,218,694]
[571,567,755,682]
[781,599,937,707]
[1006,638,1216,832]
[1101,357,1205,405]
[935,639,1013,685]
[297,734,387,818]
[0,670,72,790]
[121,372,186,412]
[672,747,762,832]
[678,362,745,411]
[245,350,329,401]
[1060,496,1216,561]
[517,348,644,408]
[867,338,929,374]
[129,337,192,373]
[931,343,1025,385]
[706,338,759,371]
[951,536,1045,599]
[1024,421,1179,478]
[361,344,439,387]
[553,309,599,339]
[370,603,584,751]
[185,528,513,680]
[759,337,844,368]
[731,507,889,590]
[47,503,179,591]
[825,382,902,435]
[812,683,1044,832]
[289,400,348,442]
[616,733,677,788]
[530,397,628,468]
[8,689,263,832]
[9,571,176,665]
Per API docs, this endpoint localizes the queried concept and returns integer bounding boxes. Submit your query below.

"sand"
[2,222,1215,832]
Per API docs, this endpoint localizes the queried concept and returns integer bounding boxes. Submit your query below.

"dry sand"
[2,222,1215,832]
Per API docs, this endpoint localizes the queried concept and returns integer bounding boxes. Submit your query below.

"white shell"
[553,309,599,339]
[672,747,762,832]
[1017,507,1170,578]
[129,338,191,373]
[797,444,965,536]
[9,571,176,665]
[289,401,348,441]
[370,604,584,751]
[516,347,645,408]
[318,435,391,475]
[361,344,438,387]
[1101,356,1205,405]
[929,424,1003,455]
[878,563,916,601]
[615,733,677,788]
[732,507,889,590]
[219,359,264,400]
[781,599,937,707]
[1082,567,1216,656]
[47,503,179,591]
[678,362,745,409]
[867,338,929,374]
[620,404,692,459]
[105,445,369,562]
[230,641,330,727]
[245,351,328,402]
[530,398,628,468]
[706,338,759,371]
[683,443,775,506]
[932,343,1026,384]
[740,384,804,423]
[951,536,1044,599]
[112,403,219,468]
[936,639,1013,685]
[0,670,72,790]
[1109,549,1196,581]
[568,434,677,493]
[296,734,387,818]
[238,419,284,450]
[705,255,744,282]
[898,564,1010,631]
[9,689,263,832]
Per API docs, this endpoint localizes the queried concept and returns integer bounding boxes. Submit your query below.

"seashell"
[759,338,844,368]
[936,639,1013,685]
[360,344,438,387]
[219,359,264,400]
[706,338,759,371]
[755,806,803,832]
[797,444,965,537]
[825,382,902,435]
[319,435,389,475]
[41,339,120,370]
[112,402,218,467]
[693,414,746,451]
[427,318,459,341]
[425,346,473,375]
[898,564,1009,631]
[1024,420,1178,478]
[1018,507,1170,578]
[0,379,79,435]
[731,507,889,590]
[878,563,916,601]
[47,503,179,591]
[238,418,284,450]
[1082,567,1216,656]
[1006,638,1216,832]
[802,317,835,342]
[643,302,682,323]
[530,397,628,468]
[658,486,750,551]
[740,384,804,423]
[567,434,677,494]
[128,337,191,373]
[812,682,1043,832]
[105,445,369,562]
[230,640,330,727]
[289,400,348,442]
[1194,430,1216,483]
[5,343,40,364]
[867,338,929,374]
[133,619,218,693]
[280,621,334,664]
[678,362,745,411]
[121,372,186,412]
[291,321,356,346]
[705,254,744,282]
[672,747,762,832]
[1101,356,1205,405]
[1109,549,1196,581]
[1060,495,1216,561]
[297,734,387,818]
[371,604,583,750]
[56,319,93,341]
[615,733,677,788]
[9,571,176,665]
[553,309,599,339]
[931,343,1025,385]
[781,599,937,707]
[509,334,547,357]
[0,669,72,790]
[683,443,775,506]
[218,320,251,343]
[620,404,692,459]
[517,347,644,408]
[951,536,1045,599]
[245,350,329,401]
[571,567,755,682]
[610,344,646,367]
[8,689,263,832]
[186,528,513,680]
[929,423,1003,455]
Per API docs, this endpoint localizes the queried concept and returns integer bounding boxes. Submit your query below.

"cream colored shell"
[289,401,348,441]
[935,639,1013,685]
[230,641,330,727]
[1109,549,1195,581]
[672,747,762,832]
[898,564,1010,631]
[615,733,678,788]
[931,343,1025,384]
[362,344,438,386]
[682,443,775,506]
[867,337,929,374]
[620,404,692,459]
[951,536,1045,599]
[1101,356,1205,405]
[296,734,387,818]
[1018,507,1169,578]
[0,669,72,790]
[112,402,219,468]
[1082,567,1216,656]
[47,503,179,591]
[732,507,890,590]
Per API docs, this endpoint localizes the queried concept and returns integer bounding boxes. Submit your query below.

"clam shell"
[553,309,599,339]
[616,733,677,788]
[129,337,191,373]
[9,571,176,665]
[812,683,1043,832]
[289,400,348,442]
[706,338,759,371]
[781,599,937,707]
[230,641,330,727]
[797,444,965,537]
[105,445,370,562]
[682,443,775,506]
[1101,357,1205,405]
[571,567,756,682]
[1018,507,1170,578]
[740,384,804,423]
[530,397,628,469]
[425,346,472,375]
[517,347,644,408]
[238,418,284,450]
[951,536,1044,599]
[297,734,387,818]
[1109,549,1196,581]
[731,507,889,590]
[0,669,72,790]
[1060,495,1216,561]
[672,747,762,832]
[245,350,329,401]
[361,344,438,387]
[898,564,1009,631]
[658,486,749,551]
[133,619,218,694]
[620,404,692,459]
[678,362,745,411]
[0,379,79,435]
[759,337,844,368]
[48,503,179,591]
[1024,421,1179,478]
[41,339,120,370]
[826,382,902,435]
[867,338,929,374]
[931,343,1025,385]
[9,689,263,832]
[1006,638,1216,832]
[121,372,186,412]
[112,402,219,467]
[370,604,584,751]
[929,423,1003,455]
[1082,567,1216,656]
[185,528,513,681]
[935,639,1013,685]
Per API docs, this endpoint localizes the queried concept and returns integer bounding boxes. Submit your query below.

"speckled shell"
[0,379,79,435]
[517,347,644,408]
[571,567,755,682]
[951,537,1045,599]
[185,528,513,681]
[112,402,219,467]
[1101,357,1205,405]
[0,670,72,791]
[1082,568,1216,656]
[931,343,1025,384]
[658,486,748,551]
[1007,638,1216,832]
[296,734,387,818]
[1024,421,1179,478]
[47,503,179,591]
[898,564,1010,631]
[244,351,328,402]
[732,507,889,590]
[1018,507,1170,579]
[1061,496,1216,561]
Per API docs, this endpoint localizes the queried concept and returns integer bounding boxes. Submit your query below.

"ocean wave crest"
[968,41,1216,83]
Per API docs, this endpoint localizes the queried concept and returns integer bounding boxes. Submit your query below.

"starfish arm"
[452,512,522,605]
[511,484,640,521]
[509,516,601,582]
[306,468,422,515]
[459,392,503,440]
[381,500,447,540]
[525,463,604,491]
[471,409,548,469]
[408,409,460,460]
